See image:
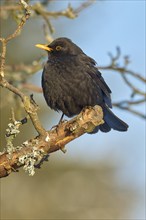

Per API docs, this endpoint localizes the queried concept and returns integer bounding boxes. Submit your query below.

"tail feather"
[99,122,111,132]
[88,105,128,134]
[102,105,128,132]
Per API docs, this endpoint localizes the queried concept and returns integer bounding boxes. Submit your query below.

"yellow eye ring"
[56,46,62,51]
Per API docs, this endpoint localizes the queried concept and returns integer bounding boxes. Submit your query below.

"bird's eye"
[56,46,62,51]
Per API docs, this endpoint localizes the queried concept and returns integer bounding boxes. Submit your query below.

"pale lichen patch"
[18,147,45,176]
[45,135,50,142]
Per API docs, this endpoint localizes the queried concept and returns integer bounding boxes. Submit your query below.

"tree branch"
[0,0,46,136]
[97,47,146,118]
[0,105,104,178]
[0,0,95,18]
[0,0,31,78]
[0,0,104,179]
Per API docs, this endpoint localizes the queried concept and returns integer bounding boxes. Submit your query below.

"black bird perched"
[36,38,128,133]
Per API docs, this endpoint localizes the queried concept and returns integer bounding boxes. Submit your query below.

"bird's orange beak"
[35,44,53,52]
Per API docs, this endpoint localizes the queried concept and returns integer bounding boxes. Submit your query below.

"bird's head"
[35,37,83,57]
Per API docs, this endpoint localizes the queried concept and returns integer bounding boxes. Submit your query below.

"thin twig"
[99,65,146,83]
[0,0,95,19]
[113,103,146,119]
[0,0,31,78]
[5,1,31,42]
[0,39,7,78]
[0,0,46,136]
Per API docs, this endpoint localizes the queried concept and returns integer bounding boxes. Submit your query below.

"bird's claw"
[51,119,68,133]
[60,146,67,153]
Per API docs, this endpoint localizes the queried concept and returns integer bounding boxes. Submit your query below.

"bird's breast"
[42,59,103,117]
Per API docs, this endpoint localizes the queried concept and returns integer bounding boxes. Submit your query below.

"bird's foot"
[30,94,38,107]
[60,146,67,154]
[35,154,49,169]
[51,119,68,133]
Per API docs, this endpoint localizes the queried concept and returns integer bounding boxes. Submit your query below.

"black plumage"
[36,38,128,133]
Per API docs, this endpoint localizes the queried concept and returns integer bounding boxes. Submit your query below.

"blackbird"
[36,38,128,133]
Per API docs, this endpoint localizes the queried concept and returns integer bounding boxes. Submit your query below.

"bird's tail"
[89,104,128,134]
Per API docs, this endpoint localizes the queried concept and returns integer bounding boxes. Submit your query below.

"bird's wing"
[83,56,112,108]
[79,54,112,108]
[88,69,112,108]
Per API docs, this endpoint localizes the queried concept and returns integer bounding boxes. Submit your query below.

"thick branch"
[0,105,104,178]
